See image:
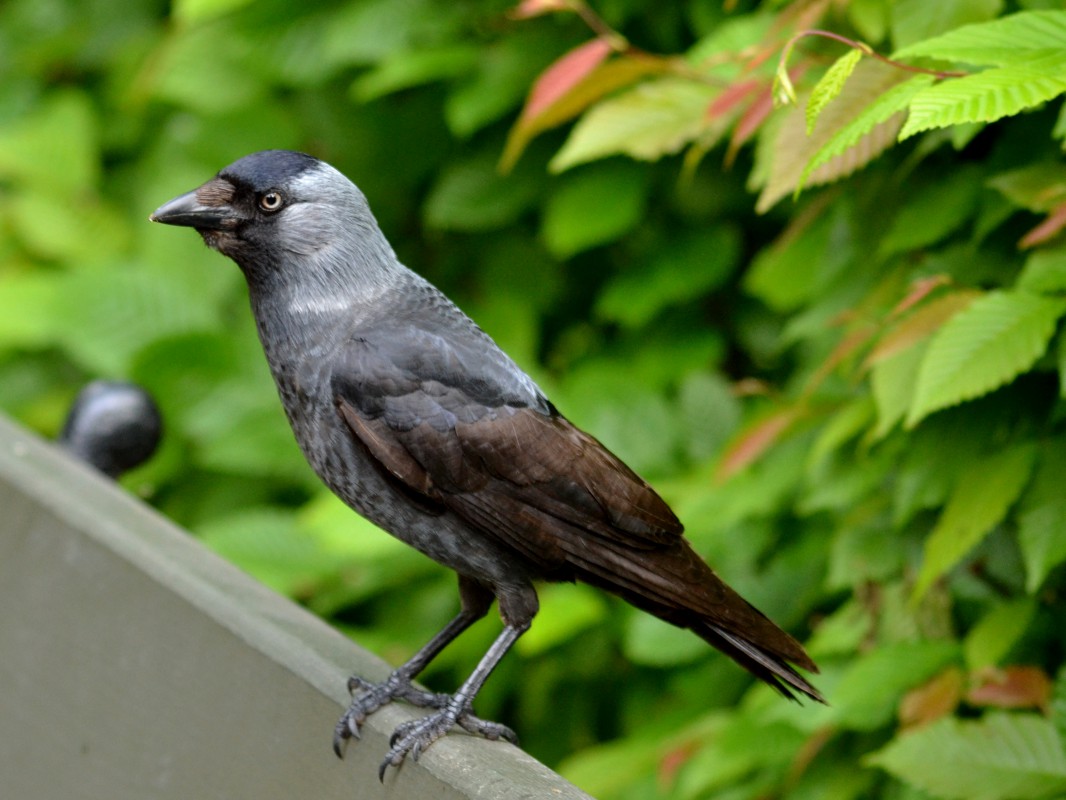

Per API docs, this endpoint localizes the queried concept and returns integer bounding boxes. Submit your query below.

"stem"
[782,29,968,80]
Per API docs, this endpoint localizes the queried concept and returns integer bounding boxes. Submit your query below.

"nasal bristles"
[196,178,235,207]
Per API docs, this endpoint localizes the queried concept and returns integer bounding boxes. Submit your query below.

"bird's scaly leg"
[333,576,499,757]
[378,622,526,779]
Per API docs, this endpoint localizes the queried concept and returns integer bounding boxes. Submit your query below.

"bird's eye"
[259,191,284,212]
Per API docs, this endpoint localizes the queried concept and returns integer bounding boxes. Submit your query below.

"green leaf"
[447,32,553,139]
[550,78,718,172]
[1017,440,1066,592]
[761,60,911,209]
[151,24,266,113]
[867,712,1066,800]
[890,0,1005,51]
[907,291,1066,426]
[351,45,480,102]
[321,0,459,67]
[913,443,1037,601]
[965,599,1038,669]
[871,339,928,438]
[677,370,742,462]
[424,152,540,231]
[833,641,960,731]
[880,167,981,256]
[516,584,607,655]
[595,227,740,327]
[540,162,647,258]
[895,10,1066,66]
[807,49,864,135]
[173,0,254,24]
[900,52,1066,140]
[623,612,708,667]
[1018,244,1066,293]
[197,507,333,596]
[0,90,98,194]
[801,73,935,190]
[989,163,1066,213]
[1054,665,1066,747]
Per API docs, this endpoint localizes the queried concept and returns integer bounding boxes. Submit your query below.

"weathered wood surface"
[0,412,593,799]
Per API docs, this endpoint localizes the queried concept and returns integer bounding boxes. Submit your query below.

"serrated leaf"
[913,443,1036,601]
[866,290,980,367]
[807,49,864,134]
[800,73,935,190]
[759,60,910,211]
[895,10,1066,67]
[890,0,1005,51]
[900,52,1066,140]
[907,291,1066,426]
[501,53,671,170]
[550,78,718,172]
[867,712,1066,800]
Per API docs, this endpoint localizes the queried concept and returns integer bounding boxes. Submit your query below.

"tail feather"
[702,624,825,703]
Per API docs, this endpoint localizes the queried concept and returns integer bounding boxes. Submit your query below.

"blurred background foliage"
[4,0,1066,798]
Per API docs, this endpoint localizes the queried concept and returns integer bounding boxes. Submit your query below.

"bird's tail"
[570,537,825,704]
[694,619,824,703]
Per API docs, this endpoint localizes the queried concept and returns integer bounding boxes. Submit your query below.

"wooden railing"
[0,412,592,799]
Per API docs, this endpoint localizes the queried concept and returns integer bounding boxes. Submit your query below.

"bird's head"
[150,150,397,294]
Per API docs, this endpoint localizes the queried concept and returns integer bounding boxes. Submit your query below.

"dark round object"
[59,380,163,478]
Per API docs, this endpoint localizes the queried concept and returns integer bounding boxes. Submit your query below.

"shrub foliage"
[3,1,1066,797]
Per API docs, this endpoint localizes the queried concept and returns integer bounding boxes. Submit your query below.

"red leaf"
[899,667,963,729]
[889,275,951,319]
[523,38,613,122]
[967,666,1052,712]
[657,741,699,790]
[510,0,571,19]
[724,83,774,166]
[1020,202,1066,249]
[716,405,805,482]
[706,78,762,121]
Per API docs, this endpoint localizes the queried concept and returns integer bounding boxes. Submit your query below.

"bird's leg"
[378,622,527,778]
[378,586,537,778]
[333,576,493,757]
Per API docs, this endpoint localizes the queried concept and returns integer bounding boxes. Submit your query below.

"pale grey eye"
[259,191,284,212]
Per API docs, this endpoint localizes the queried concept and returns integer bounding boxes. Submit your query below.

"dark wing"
[332,323,682,576]
[332,320,821,700]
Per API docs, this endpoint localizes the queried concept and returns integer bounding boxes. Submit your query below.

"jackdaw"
[150,150,822,775]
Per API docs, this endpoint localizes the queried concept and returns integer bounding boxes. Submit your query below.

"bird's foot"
[333,672,447,757]
[378,701,518,780]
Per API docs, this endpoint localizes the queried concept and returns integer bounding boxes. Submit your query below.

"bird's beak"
[149,180,241,231]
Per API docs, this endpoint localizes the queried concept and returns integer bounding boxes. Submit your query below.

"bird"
[59,380,163,478]
[150,150,822,776]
